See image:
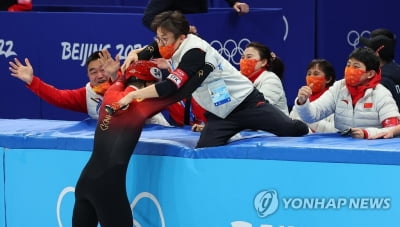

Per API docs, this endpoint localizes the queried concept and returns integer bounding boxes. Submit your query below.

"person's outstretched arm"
[118,48,205,106]
[9,57,87,113]
[9,57,34,85]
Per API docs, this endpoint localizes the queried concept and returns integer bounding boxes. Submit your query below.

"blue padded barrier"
[0,148,4,227]
[0,118,400,227]
[0,118,400,226]
[1,118,399,165]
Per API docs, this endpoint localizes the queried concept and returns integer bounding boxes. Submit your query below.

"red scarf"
[309,87,328,102]
[346,70,381,105]
[247,68,266,83]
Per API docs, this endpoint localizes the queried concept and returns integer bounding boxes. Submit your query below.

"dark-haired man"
[9,51,114,119]
[9,50,171,126]
[360,28,400,109]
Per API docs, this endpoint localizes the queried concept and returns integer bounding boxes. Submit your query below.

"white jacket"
[294,79,400,138]
[85,83,103,119]
[170,34,254,118]
[145,112,171,127]
[253,71,289,115]
[290,106,337,133]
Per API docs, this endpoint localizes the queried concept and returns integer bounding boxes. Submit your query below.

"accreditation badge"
[208,79,231,106]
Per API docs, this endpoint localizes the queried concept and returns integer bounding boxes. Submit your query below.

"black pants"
[196,89,309,148]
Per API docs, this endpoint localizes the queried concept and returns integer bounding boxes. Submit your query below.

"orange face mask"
[306,75,326,93]
[92,81,111,95]
[240,58,258,77]
[159,44,175,59]
[344,66,365,86]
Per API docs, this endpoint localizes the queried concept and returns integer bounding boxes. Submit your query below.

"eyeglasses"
[154,36,170,46]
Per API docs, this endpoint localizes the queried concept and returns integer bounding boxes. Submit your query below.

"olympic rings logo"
[208,16,288,66]
[347,30,371,49]
[131,191,166,227]
[56,186,75,227]
[210,38,251,65]
[56,187,165,227]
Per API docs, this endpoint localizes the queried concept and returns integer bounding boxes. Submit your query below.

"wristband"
[382,117,400,127]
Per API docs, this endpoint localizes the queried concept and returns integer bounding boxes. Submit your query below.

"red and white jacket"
[28,76,170,125]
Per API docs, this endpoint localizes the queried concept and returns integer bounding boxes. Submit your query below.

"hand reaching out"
[115,82,159,112]
[151,58,171,70]
[99,49,120,81]
[120,47,145,73]
[118,90,138,108]
[9,58,34,85]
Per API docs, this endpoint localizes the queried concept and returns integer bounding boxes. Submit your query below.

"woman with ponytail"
[240,42,289,115]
